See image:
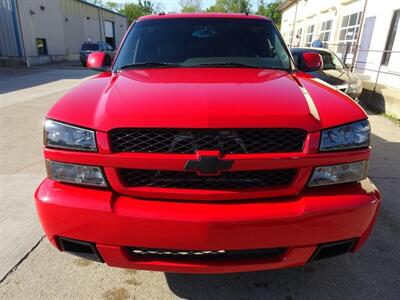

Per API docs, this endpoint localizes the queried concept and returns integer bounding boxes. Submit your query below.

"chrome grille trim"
[126,247,287,261]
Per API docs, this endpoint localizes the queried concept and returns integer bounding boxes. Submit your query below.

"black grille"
[126,247,287,261]
[118,169,296,190]
[109,128,306,154]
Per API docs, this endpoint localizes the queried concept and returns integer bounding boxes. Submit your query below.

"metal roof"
[277,0,297,12]
[77,0,128,19]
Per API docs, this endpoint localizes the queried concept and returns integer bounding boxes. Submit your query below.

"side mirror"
[299,52,323,72]
[87,51,111,71]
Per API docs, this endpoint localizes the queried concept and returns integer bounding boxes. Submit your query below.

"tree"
[256,0,282,27]
[104,1,120,11]
[179,0,202,12]
[119,1,155,22]
[207,0,251,13]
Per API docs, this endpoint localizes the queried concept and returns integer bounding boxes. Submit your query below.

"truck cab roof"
[137,13,270,22]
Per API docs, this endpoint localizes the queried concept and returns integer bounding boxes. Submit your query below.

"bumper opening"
[58,237,104,263]
[125,246,287,262]
[310,239,357,261]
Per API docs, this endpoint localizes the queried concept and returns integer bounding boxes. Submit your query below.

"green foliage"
[207,0,252,13]
[204,0,282,27]
[104,1,120,11]
[84,0,121,12]
[119,1,155,22]
[179,0,202,12]
[256,0,282,27]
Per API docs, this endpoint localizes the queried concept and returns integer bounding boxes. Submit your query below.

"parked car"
[79,42,115,67]
[36,13,380,274]
[291,47,363,101]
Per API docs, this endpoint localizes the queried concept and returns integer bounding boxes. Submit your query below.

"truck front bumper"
[35,178,380,274]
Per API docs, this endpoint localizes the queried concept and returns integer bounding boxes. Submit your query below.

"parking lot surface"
[0,67,399,300]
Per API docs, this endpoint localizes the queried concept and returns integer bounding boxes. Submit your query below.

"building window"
[337,12,362,60]
[296,28,303,38]
[339,12,362,44]
[36,38,48,56]
[294,28,302,47]
[283,32,289,47]
[287,27,294,47]
[305,25,315,47]
[104,20,115,48]
[320,20,333,45]
[382,9,400,66]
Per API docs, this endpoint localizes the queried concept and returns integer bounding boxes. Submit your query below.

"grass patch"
[379,113,400,125]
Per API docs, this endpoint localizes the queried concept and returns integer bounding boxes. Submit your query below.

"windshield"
[113,18,291,70]
[321,52,345,70]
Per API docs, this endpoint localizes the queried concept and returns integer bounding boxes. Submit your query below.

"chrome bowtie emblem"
[185,151,234,175]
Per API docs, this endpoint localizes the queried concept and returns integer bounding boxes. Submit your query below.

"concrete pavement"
[0,67,399,299]
[360,80,400,120]
[0,67,95,281]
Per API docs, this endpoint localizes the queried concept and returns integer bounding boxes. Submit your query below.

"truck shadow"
[165,132,400,299]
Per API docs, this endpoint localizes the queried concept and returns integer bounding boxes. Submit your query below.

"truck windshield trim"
[113,18,292,72]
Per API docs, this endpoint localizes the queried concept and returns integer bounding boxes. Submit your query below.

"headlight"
[349,82,362,92]
[46,161,107,187]
[349,83,358,89]
[348,77,362,93]
[308,161,368,187]
[44,119,97,151]
[320,120,370,151]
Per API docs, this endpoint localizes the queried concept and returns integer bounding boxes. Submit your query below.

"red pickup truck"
[35,13,380,274]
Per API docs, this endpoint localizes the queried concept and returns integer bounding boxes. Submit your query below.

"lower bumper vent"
[58,237,103,262]
[310,239,357,261]
[126,247,287,261]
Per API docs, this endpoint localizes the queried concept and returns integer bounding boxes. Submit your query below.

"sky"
[112,0,262,13]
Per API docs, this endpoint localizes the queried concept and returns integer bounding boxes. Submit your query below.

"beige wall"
[114,15,128,49]
[60,0,128,49]
[17,0,66,57]
[16,0,128,63]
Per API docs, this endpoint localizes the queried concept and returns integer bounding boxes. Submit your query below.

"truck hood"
[48,68,367,132]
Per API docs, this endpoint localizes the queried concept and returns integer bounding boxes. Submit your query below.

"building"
[278,0,400,88]
[0,0,128,66]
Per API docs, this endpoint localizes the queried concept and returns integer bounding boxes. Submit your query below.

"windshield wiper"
[119,62,182,70]
[188,62,259,68]
[186,62,290,70]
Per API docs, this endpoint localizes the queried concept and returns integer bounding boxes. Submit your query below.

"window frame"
[36,38,48,56]
[338,12,362,45]
[287,27,294,47]
[320,19,333,45]
[305,24,315,47]
[381,9,400,66]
